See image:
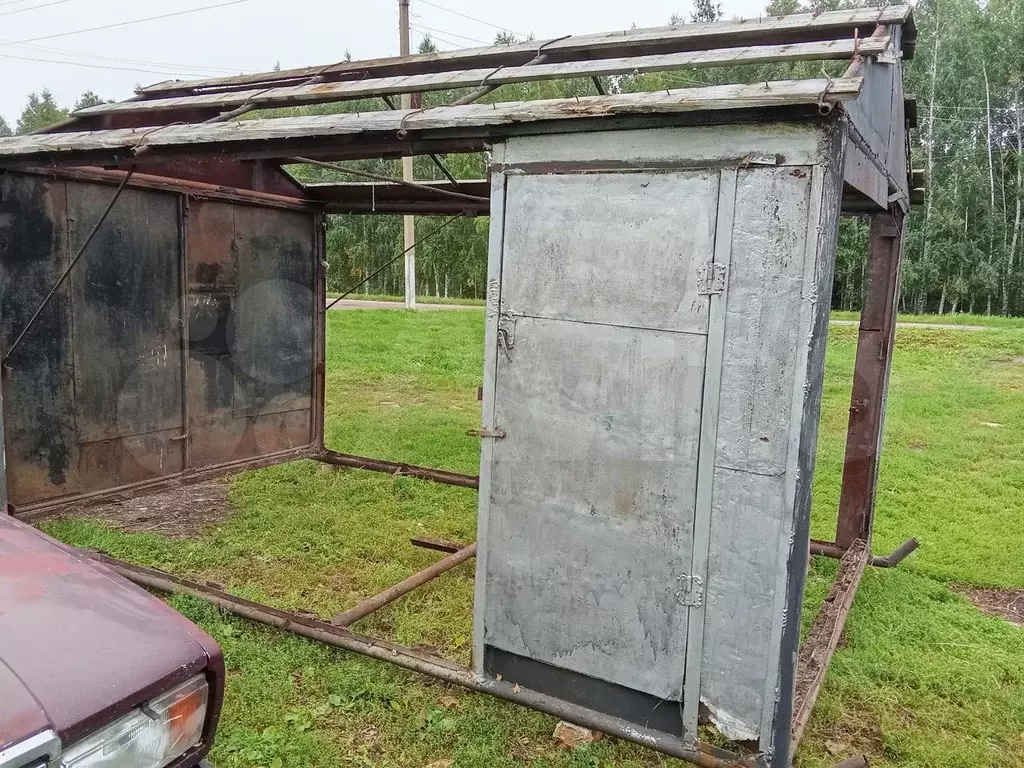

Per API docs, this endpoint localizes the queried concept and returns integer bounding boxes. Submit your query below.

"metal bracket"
[497,310,518,362]
[676,573,704,608]
[696,263,727,296]
[467,427,506,439]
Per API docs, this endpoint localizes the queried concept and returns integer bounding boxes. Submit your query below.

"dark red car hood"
[0,514,216,748]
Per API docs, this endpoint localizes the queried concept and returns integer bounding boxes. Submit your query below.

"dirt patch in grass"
[953,584,1024,627]
[59,480,234,538]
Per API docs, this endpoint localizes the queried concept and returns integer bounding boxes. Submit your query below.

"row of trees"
[6,0,1023,314]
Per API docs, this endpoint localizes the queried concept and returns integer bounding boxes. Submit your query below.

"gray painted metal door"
[479,171,718,703]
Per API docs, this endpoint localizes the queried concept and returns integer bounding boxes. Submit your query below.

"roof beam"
[73,38,889,123]
[135,6,913,100]
[841,25,910,210]
[306,180,490,216]
[0,79,863,168]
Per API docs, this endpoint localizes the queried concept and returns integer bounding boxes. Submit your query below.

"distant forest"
[5,0,1023,315]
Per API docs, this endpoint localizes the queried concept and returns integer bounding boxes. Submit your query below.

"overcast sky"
[0,0,774,127]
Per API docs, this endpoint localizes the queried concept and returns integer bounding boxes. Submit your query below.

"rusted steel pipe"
[87,553,747,768]
[315,450,479,489]
[809,537,919,568]
[868,537,919,567]
[410,536,465,554]
[331,544,477,627]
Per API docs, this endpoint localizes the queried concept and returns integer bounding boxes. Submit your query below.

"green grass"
[327,292,486,306]
[44,313,1024,768]
[831,309,1024,329]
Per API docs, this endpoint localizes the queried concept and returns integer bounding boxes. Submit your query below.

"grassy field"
[45,310,1024,768]
[831,309,1024,329]
[327,292,486,306]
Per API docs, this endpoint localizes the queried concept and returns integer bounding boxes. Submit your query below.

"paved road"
[326,298,482,311]
[830,319,988,331]
[328,301,992,329]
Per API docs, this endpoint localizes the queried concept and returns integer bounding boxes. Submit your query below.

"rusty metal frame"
[83,526,877,768]
[836,211,906,548]
[7,199,912,768]
[0,12,921,763]
[312,212,328,450]
[3,173,913,768]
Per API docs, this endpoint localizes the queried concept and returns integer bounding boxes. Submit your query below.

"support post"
[399,0,417,309]
[836,212,904,548]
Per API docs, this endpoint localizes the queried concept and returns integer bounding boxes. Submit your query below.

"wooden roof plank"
[75,38,888,120]
[0,79,863,167]
[134,6,912,98]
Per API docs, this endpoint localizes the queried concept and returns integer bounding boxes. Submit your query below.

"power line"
[409,24,466,49]
[0,49,232,77]
[0,0,48,7]
[13,41,254,75]
[408,20,488,45]
[0,0,253,46]
[0,0,75,16]
[417,0,526,38]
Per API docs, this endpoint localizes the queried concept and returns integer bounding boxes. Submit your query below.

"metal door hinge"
[676,573,704,608]
[467,427,506,439]
[697,262,727,296]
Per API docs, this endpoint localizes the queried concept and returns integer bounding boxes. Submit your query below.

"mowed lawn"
[46,310,1024,768]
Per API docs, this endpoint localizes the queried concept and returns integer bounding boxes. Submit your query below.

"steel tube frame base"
[810,536,919,567]
[88,552,747,768]
[82,538,903,768]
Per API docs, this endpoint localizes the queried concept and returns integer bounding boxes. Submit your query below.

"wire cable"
[4,168,136,365]
[408,21,489,46]
[409,24,465,50]
[1,0,253,46]
[325,214,463,311]
[0,49,232,76]
[14,40,254,74]
[417,0,526,38]
[0,0,75,16]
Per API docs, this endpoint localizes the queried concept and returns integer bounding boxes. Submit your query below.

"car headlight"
[60,675,208,768]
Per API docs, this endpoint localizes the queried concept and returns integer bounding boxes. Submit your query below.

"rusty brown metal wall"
[185,199,316,467]
[0,171,318,511]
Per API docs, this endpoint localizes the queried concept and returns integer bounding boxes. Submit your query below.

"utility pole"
[398,0,416,309]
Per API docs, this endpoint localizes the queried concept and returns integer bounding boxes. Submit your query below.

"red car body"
[0,513,223,767]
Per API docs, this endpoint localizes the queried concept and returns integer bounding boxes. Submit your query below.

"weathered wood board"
[475,122,845,766]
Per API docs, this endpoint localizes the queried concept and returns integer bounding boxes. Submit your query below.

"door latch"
[497,310,518,362]
[467,427,506,439]
[696,262,727,296]
[676,573,705,608]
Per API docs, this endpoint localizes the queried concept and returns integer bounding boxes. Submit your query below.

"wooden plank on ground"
[790,538,869,749]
